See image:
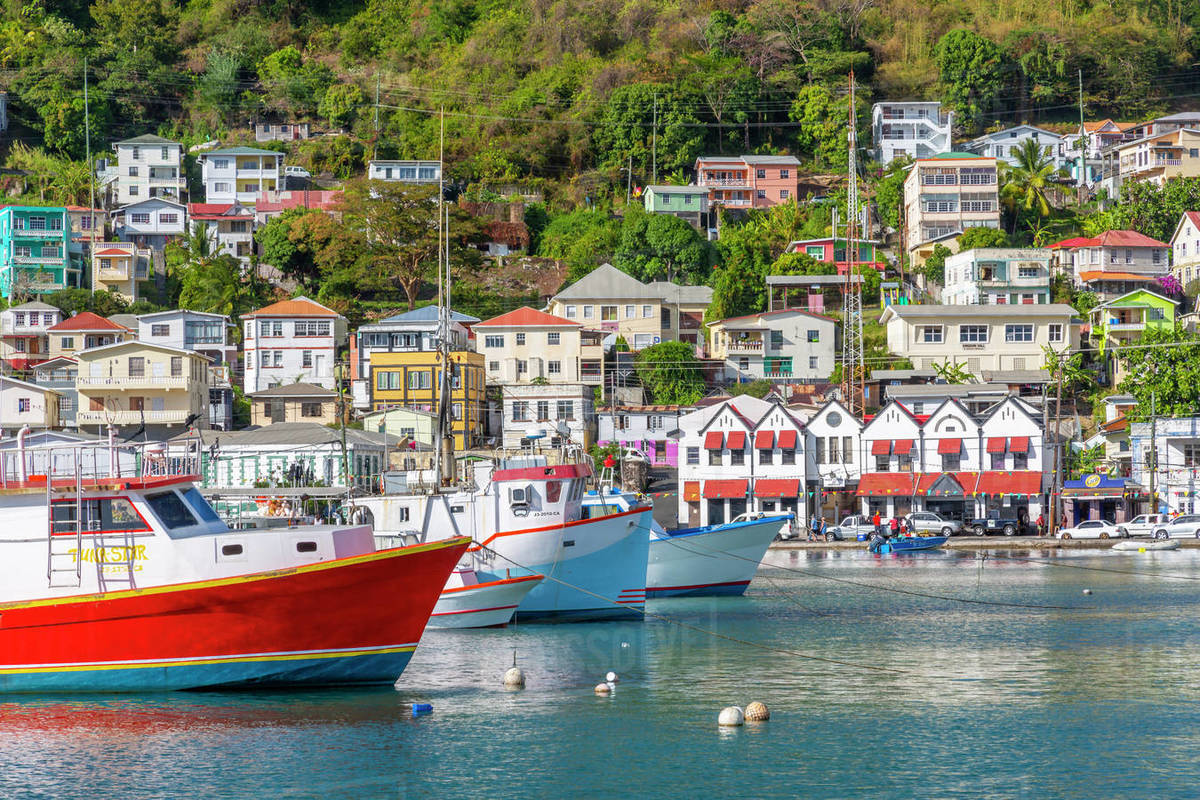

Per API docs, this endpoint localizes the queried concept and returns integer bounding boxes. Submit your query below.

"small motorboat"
[868,534,949,553]
[1112,539,1180,552]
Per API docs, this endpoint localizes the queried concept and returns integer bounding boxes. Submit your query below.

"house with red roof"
[253,190,344,226]
[1048,229,1169,301]
[188,202,255,266]
[241,297,347,392]
[706,308,839,384]
[0,301,62,375]
[474,306,606,386]
[46,312,130,359]
[1170,211,1200,288]
[91,242,152,303]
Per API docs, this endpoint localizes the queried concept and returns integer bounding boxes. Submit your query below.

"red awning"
[754,430,775,449]
[976,471,1042,496]
[893,439,914,455]
[870,440,891,456]
[937,439,962,455]
[703,479,748,499]
[704,431,724,450]
[754,478,800,498]
[915,472,979,496]
[1009,436,1030,452]
[986,437,1007,454]
[777,429,798,449]
[856,472,916,496]
[683,481,701,502]
[726,430,747,450]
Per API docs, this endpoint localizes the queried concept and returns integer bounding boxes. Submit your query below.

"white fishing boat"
[428,567,544,628]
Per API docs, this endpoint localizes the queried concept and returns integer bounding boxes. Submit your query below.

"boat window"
[146,491,199,531]
[181,487,223,524]
[545,481,562,503]
[51,498,150,534]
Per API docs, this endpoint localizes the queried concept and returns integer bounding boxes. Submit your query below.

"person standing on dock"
[1036,513,1046,537]
[872,511,882,537]
[809,515,822,541]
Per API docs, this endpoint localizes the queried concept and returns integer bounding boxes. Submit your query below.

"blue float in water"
[411,703,433,717]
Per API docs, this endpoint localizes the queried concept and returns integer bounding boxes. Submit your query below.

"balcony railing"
[77,375,189,390]
[698,177,750,187]
[764,370,793,378]
[98,268,130,280]
[13,229,64,239]
[76,409,191,425]
[148,174,184,185]
[728,340,763,352]
[13,255,64,265]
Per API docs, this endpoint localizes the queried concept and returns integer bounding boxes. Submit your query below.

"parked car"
[1055,520,1128,539]
[1120,514,1169,538]
[1149,515,1200,540]
[905,511,963,537]
[967,516,1026,536]
[834,514,881,541]
[284,165,311,179]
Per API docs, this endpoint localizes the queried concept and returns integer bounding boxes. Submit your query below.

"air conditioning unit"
[509,486,530,505]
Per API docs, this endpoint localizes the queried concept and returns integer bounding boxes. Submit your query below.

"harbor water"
[5,547,1200,799]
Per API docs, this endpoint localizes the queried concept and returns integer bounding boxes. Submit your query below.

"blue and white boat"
[868,534,948,553]
[582,489,791,598]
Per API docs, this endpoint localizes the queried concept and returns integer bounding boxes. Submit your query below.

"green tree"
[614,205,713,284]
[873,158,911,229]
[634,341,706,405]
[956,226,1008,250]
[1092,178,1200,243]
[706,220,774,321]
[318,83,364,129]
[1117,325,1200,419]
[592,84,705,176]
[1042,346,1093,395]
[257,45,332,115]
[45,288,128,317]
[790,83,864,169]
[537,209,621,284]
[932,359,976,384]
[729,379,773,398]
[935,29,1005,135]
[199,51,243,120]
[1000,138,1060,233]
[166,224,257,317]
[917,244,952,285]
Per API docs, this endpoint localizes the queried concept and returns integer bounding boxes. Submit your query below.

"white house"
[111,134,186,206]
[197,147,283,206]
[254,121,310,142]
[242,297,347,392]
[871,101,953,164]
[1129,416,1200,515]
[1049,229,1170,301]
[474,306,605,386]
[964,125,1068,172]
[1170,211,1200,288]
[113,197,187,251]
[676,395,807,528]
[597,405,688,467]
[501,383,596,450]
[941,248,1054,306]
[367,160,442,183]
[137,309,237,430]
[803,399,863,523]
[187,203,255,264]
[0,374,60,434]
[706,308,839,383]
[880,304,1079,373]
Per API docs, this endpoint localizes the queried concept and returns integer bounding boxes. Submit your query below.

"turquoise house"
[0,206,81,299]
[642,185,709,228]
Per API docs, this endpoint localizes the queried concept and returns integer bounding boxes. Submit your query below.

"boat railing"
[0,433,203,489]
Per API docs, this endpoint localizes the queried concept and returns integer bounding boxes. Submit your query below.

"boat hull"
[0,537,470,693]
[477,507,652,622]
[427,574,543,629]
[646,516,788,598]
[872,535,949,553]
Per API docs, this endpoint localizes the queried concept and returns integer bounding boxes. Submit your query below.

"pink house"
[694,155,801,210]
[786,237,885,275]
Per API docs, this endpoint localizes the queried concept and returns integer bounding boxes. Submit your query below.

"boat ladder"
[45,451,83,589]
[93,529,138,594]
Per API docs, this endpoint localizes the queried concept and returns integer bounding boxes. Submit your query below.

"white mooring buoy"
[718,706,745,727]
[605,671,619,683]
[503,650,525,689]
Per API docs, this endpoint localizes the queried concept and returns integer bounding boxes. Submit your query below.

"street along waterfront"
[4,547,1200,798]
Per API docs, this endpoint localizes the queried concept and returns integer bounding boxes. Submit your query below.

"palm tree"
[1000,138,1059,233]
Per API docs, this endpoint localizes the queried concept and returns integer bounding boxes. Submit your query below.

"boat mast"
[434,109,455,488]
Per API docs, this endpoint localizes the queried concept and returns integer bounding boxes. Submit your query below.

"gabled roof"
[643,185,706,194]
[1093,289,1179,310]
[7,301,59,312]
[116,134,178,146]
[255,190,344,214]
[708,308,838,328]
[553,263,661,301]
[136,309,230,322]
[375,306,479,325]
[243,296,342,319]
[0,374,59,395]
[248,382,337,399]
[1170,211,1200,243]
[476,307,581,328]
[879,303,1078,323]
[1077,271,1163,283]
[116,197,187,212]
[1093,230,1168,248]
[647,281,713,305]
[94,247,132,257]
[188,202,253,220]
[201,147,283,157]
[1154,111,1200,122]
[47,312,129,333]
[1047,236,1097,250]
[74,339,210,360]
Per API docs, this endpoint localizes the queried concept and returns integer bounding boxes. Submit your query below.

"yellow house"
[92,242,151,303]
[74,340,211,431]
[369,350,485,451]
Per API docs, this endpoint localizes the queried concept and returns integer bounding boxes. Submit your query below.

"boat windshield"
[182,487,224,525]
[145,491,200,534]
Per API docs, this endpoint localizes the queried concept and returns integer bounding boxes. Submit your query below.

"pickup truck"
[966,516,1026,536]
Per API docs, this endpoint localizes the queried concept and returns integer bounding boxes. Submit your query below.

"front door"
[314,354,326,380]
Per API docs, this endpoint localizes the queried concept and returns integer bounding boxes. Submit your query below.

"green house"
[642,185,709,219]
[1090,289,1177,344]
[0,206,81,299]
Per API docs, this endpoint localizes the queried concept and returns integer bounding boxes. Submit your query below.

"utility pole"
[626,154,632,205]
[652,92,658,184]
[1150,390,1157,514]
[338,361,349,496]
[373,75,381,161]
[84,57,95,298]
[1049,351,1065,535]
[1077,68,1086,205]
[840,70,865,417]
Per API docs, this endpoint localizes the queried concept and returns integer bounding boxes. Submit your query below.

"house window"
[601,306,618,321]
[17,398,30,413]
[407,370,431,389]
[942,453,961,470]
[897,455,914,472]
[876,455,890,471]
[1017,265,1040,278]
[780,448,795,465]
[686,447,700,465]
[130,213,151,225]
[557,400,573,420]
[779,189,789,199]
[452,402,463,421]
[738,358,749,371]
[960,325,989,343]
[214,182,231,193]
[1048,323,1064,343]
[991,452,1006,469]
[148,324,169,337]
[583,306,594,319]
[516,333,526,346]
[301,402,323,417]
[60,337,74,350]
[843,436,853,463]
[565,306,576,318]
[484,335,504,348]
[806,329,819,342]
[1013,450,1029,469]
[40,246,60,259]
[919,326,944,343]
[548,332,560,345]
[260,321,283,337]
[294,321,330,336]
[756,169,766,179]
[780,169,790,179]
[548,361,561,375]
[814,438,825,464]
[14,246,30,258]
[770,330,783,348]
[129,396,144,412]
[488,361,499,371]
[1183,444,1200,467]
[517,360,527,374]
[809,356,818,369]
[129,186,140,196]
[302,351,313,368]
[759,448,772,465]
[128,166,138,177]
[625,305,635,318]
[709,448,721,466]
[756,190,766,199]
[214,159,229,169]
[730,449,744,466]
[170,356,182,377]
[536,401,550,421]
[642,305,653,318]
[1005,324,1034,342]
[128,357,145,378]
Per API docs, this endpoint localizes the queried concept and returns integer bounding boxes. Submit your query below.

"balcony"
[13,255,64,265]
[764,369,793,378]
[13,229,64,239]
[698,177,750,188]
[148,174,185,186]
[77,375,189,390]
[98,267,130,281]
[728,340,764,352]
[76,409,191,425]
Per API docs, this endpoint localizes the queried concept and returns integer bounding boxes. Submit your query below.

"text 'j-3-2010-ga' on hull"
[0,435,467,693]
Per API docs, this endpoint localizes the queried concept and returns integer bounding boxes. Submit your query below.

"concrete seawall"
[770,536,1200,551]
